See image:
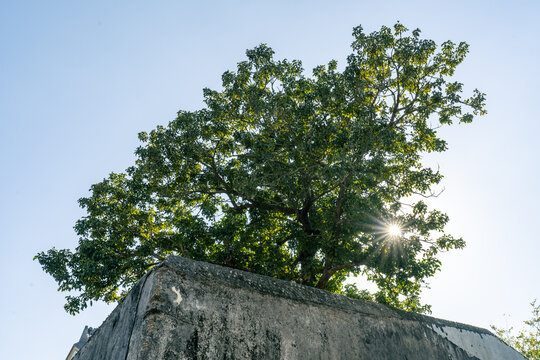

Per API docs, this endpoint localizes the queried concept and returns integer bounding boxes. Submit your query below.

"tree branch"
[315,260,366,289]
[332,172,353,241]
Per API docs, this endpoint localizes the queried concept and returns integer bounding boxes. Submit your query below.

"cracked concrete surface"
[72,256,526,360]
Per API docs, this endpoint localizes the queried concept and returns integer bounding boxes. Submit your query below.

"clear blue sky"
[1,1,539,358]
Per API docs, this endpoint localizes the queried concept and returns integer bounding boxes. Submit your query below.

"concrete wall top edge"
[161,255,492,336]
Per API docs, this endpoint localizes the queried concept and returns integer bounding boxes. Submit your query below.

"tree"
[492,300,540,359]
[35,23,486,315]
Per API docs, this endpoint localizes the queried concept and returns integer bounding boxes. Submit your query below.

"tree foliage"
[492,300,540,359]
[35,23,486,314]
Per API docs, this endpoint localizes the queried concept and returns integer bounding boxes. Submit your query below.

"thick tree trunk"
[315,268,336,289]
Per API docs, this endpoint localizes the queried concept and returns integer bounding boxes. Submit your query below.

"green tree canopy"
[36,23,486,315]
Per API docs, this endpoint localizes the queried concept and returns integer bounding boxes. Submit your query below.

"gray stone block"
[72,256,526,359]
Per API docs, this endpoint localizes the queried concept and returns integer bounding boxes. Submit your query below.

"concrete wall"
[72,256,526,360]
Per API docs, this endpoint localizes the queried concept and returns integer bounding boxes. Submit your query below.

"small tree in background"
[492,300,540,359]
[35,23,486,315]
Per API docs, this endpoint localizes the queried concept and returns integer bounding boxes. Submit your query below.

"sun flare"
[387,224,402,237]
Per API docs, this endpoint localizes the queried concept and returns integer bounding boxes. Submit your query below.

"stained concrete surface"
[72,256,526,359]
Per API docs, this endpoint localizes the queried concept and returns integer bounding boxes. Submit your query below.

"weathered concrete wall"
[73,256,526,360]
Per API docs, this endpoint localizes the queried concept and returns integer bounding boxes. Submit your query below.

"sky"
[1,1,539,358]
